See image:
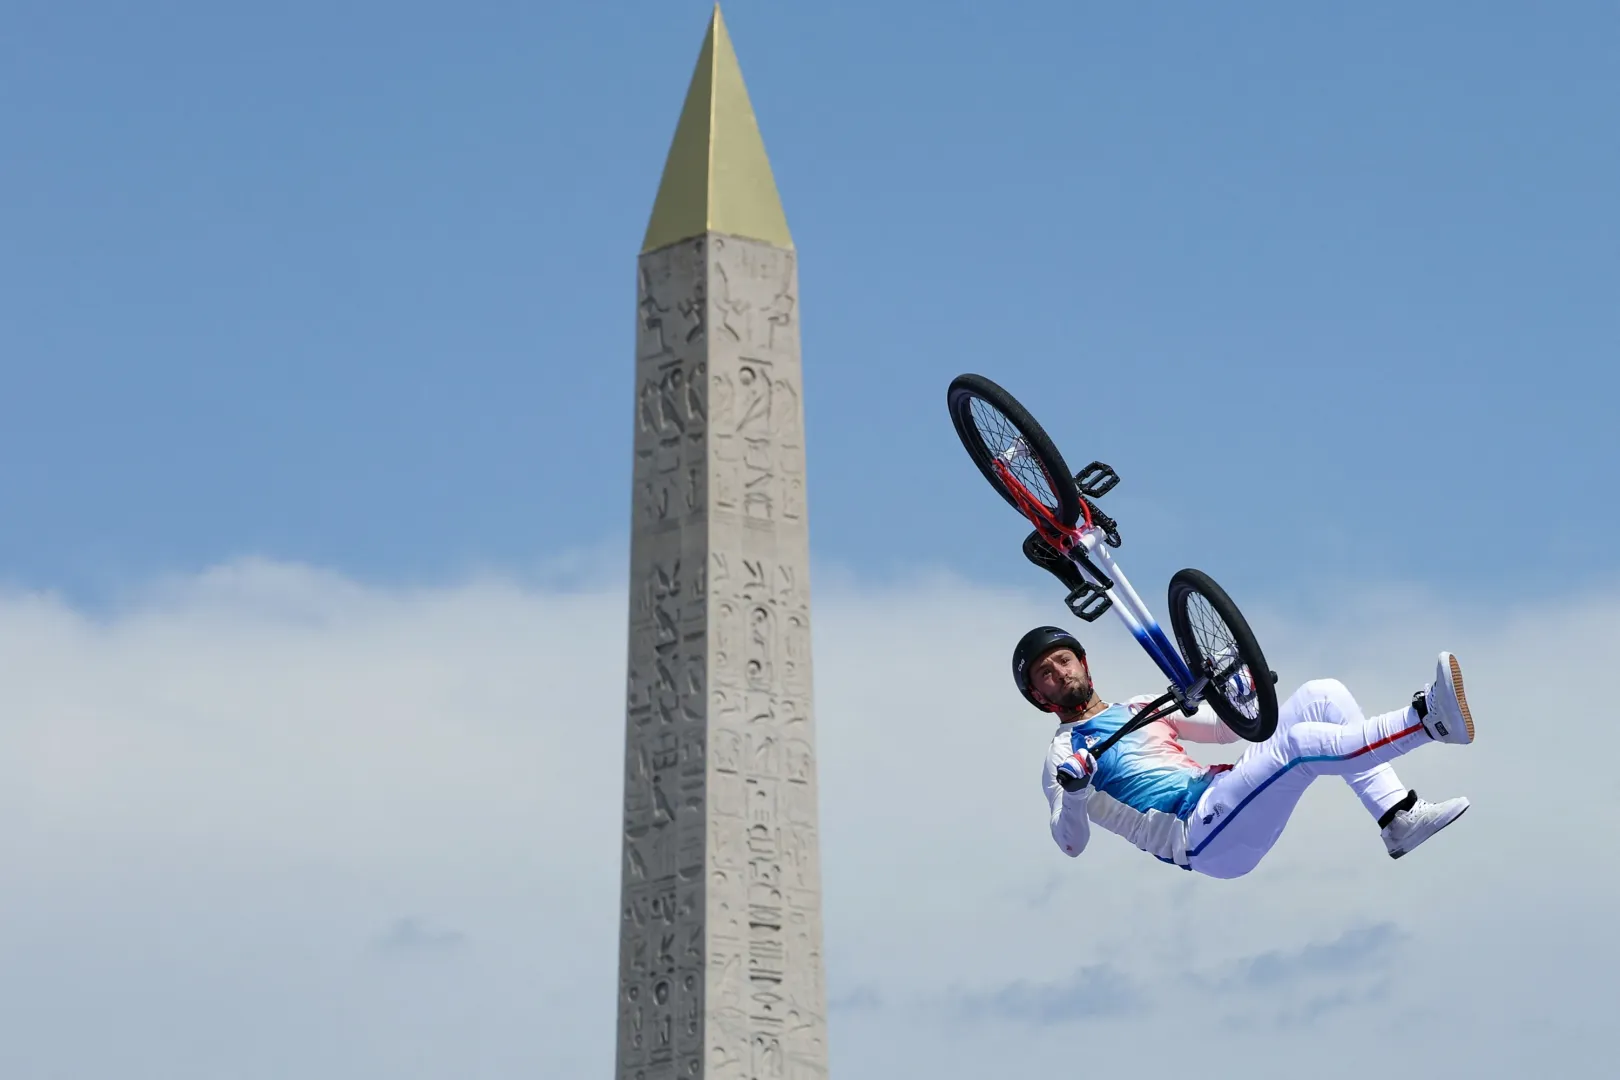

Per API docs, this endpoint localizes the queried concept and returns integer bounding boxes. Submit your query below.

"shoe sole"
[1448,653,1475,743]
[1389,803,1470,859]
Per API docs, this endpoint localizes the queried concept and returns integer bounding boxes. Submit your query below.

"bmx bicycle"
[947,371,1280,752]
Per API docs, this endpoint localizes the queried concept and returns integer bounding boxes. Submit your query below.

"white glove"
[1055,748,1097,793]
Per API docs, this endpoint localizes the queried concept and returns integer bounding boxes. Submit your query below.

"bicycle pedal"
[1065,582,1113,622]
[1075,461,1119,499]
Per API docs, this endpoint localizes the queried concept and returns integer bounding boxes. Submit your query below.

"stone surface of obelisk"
[618,8,828,1079]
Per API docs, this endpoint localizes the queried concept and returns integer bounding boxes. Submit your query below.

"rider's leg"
[1269,677,1434,774]
[1267,684,1412,823]
[1273,657,1477,856]
[1349,763,1411,821]
[1183,761,1315,879]
[1184,678,1438,878]
[1293,656,1477,855]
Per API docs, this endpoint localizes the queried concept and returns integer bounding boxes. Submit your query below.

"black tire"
[1166,568,1278,742]
[947,373,1081,529]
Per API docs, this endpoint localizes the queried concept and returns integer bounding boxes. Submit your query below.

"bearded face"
[1030,647,1094,712]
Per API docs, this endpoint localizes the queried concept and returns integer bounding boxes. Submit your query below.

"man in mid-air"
[1014,625,1475,876]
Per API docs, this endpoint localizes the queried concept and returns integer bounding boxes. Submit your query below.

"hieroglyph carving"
[704,236,827,1080]
[635,243,709,533]
[621,239,711,1080]
[619,234,827,1080]
[708,241,805,528]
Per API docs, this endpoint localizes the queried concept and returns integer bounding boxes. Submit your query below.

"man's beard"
[1052,677,1094,711]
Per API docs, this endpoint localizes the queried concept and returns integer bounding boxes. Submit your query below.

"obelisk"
[617,8,829,1079]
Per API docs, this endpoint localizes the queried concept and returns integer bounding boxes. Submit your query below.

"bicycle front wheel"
[1167,568,1278,742]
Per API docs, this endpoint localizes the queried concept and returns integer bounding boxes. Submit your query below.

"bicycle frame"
[991,452,1205,711]
[1067,525,1200,699]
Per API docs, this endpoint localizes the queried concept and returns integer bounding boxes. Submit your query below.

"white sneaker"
[1382,796,1470,859]
[1421,651,1475,744]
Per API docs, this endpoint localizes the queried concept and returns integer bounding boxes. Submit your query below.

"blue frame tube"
[1072,529,1198,691]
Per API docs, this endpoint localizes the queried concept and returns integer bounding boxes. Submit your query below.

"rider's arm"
[1162,701,1242,744]
[1044,735,1094,857]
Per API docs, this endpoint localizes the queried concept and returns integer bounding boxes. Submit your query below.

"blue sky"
[4,0,1615,608]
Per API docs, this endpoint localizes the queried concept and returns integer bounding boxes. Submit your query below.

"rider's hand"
[1056,749,1097,793]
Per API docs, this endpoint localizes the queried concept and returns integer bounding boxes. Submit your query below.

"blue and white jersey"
[1043,696,1240,867]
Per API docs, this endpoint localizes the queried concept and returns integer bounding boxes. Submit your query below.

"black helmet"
[1012,626,1086,711]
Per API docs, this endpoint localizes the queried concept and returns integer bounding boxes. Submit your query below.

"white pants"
[1185,679,1430,879]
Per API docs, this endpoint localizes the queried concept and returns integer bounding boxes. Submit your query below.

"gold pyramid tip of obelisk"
[641,5,793,253]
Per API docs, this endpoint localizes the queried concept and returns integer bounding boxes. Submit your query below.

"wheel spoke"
[1185,593,1258,720]
[968,397,1060,512]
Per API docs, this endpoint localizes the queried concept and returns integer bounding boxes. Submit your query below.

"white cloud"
[0,558,1612,1078]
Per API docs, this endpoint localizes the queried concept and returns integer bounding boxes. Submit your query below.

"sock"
[1378,789,1418,829]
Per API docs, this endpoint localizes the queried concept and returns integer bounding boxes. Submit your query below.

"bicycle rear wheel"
[947,373,1081,529]
[1166,568,1278,741]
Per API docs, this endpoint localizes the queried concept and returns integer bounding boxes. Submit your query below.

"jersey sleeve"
[1163,701,1242,744]
[1043,730,1094,857]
